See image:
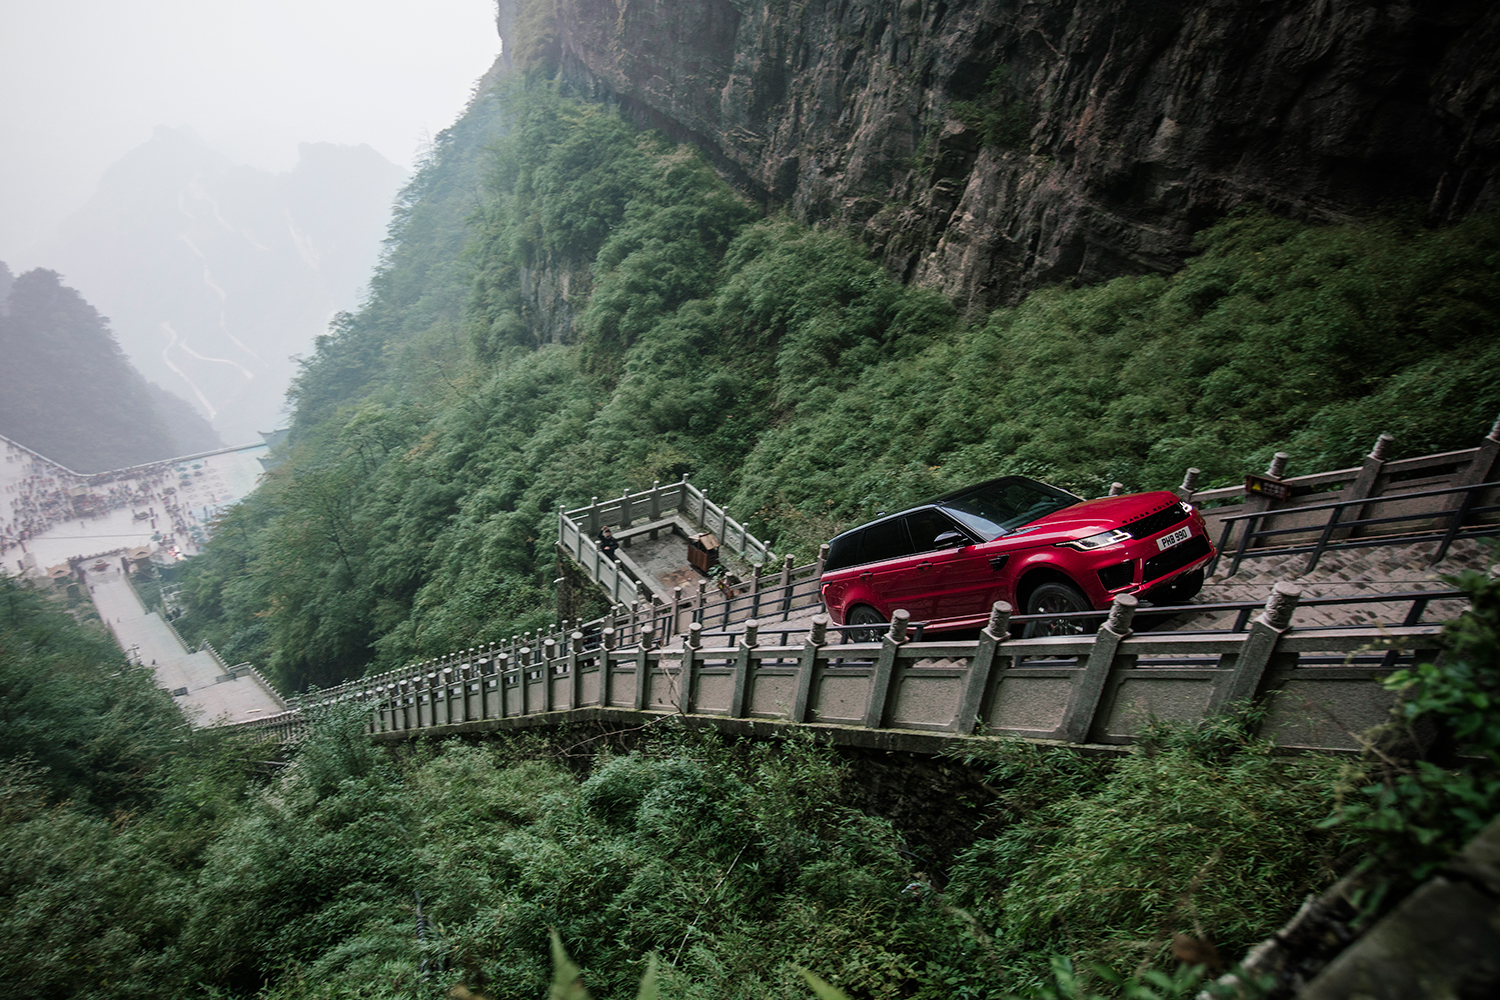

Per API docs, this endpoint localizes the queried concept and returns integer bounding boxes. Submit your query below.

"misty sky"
[0,0,501,269]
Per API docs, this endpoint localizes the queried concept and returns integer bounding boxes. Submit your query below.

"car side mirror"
[933,530,966,548]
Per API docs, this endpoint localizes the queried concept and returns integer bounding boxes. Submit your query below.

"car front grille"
[1143,535,1211,582]
[1124,503,1190,540]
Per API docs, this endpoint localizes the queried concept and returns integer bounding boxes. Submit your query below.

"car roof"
[929,474,1082,505]
[825,475,1085,545]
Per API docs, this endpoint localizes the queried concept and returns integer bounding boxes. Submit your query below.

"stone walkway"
[89,571,286,725]
[1181,534,1490,631]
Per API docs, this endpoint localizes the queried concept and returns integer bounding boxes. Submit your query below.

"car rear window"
[824,530,863,573]
[822,515,914,572]
[941,478,1080,539]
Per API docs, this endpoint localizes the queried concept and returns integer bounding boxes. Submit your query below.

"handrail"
[220,582,1463,755]
[1213,480,1500,521]
[255,588,1452,754]
[1210,480,1500,577]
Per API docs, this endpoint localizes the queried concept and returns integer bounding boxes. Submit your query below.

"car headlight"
[1056,528,1133,551]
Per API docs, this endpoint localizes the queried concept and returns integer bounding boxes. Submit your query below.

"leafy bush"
[943,719,1356,995]
[1320,563,1500,902]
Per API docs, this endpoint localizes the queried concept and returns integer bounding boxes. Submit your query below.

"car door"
[846,515,917,616]
[898,507,992,622]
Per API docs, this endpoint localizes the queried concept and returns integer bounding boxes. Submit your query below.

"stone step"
[652,538,1492,651]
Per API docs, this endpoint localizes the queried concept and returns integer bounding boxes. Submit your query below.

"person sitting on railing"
[599,526,620,560]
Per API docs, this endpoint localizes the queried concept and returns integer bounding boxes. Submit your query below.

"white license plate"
[1156,526,1192,551]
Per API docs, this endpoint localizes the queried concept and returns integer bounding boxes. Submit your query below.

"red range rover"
[819,476,1215,637]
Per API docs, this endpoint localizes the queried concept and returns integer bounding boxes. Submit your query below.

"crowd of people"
[1,440,202,560]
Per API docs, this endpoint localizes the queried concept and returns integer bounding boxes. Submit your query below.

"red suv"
[819,476,1214,637]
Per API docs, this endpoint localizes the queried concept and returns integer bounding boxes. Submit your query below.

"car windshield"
[939,477,1081,540]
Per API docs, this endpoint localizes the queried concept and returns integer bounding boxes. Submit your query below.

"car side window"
[904,508,967,551]
[859,517,911,564]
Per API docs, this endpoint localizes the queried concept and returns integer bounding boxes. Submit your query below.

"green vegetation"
[171,70,1500,693]
[8,11,1500,997]
[9,566,1498,997]
[950,67,1033,152]
[1318,564,1500,909]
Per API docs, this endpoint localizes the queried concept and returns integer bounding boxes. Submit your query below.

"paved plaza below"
[3,434,287,724]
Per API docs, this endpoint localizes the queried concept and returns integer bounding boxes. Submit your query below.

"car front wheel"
[1022,581,1092,638]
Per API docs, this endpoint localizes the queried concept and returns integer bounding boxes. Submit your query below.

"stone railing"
[556,475,827,640]
[332,585,1449,755]
[225,418,1499,741]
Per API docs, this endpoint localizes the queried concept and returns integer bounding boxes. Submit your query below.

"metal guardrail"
[695,588,1467,652]
[1209,480,1500,577]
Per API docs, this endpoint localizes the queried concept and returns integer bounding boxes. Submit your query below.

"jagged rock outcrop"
[518,0,1500,312]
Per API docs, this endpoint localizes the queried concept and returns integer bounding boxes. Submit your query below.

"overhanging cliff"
[508,0,1499,312]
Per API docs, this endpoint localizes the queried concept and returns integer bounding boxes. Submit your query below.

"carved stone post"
[864,609,911,728]
[632,629,650,711]
[730,618,758,718]
[954,602,1012,734]
[677,621,702,714]
[1211,582,1301,713]
[569,630,585,709]
[495,653,510,718]
[1459,411,1500,486]
[780,553,795,616]
[541,638,557,711]
[791,614,828,722]
[1060,594,1137,744]
[1334,433,1394,543]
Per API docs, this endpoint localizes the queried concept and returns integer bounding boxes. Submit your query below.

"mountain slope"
[43,127,406,443]
[0,264,221,472]
[530,0,1500,312]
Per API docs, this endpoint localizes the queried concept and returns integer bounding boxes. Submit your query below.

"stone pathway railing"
[229,585,1451,755]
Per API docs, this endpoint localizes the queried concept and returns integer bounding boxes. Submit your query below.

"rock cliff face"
[515,0,1499,312]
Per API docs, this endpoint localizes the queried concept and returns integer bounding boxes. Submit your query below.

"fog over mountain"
[0,262,222,472]
[41,128,406,443]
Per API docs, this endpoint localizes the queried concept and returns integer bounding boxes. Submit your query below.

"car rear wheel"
[1022,582,1091,638]
[845,605,886,643]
